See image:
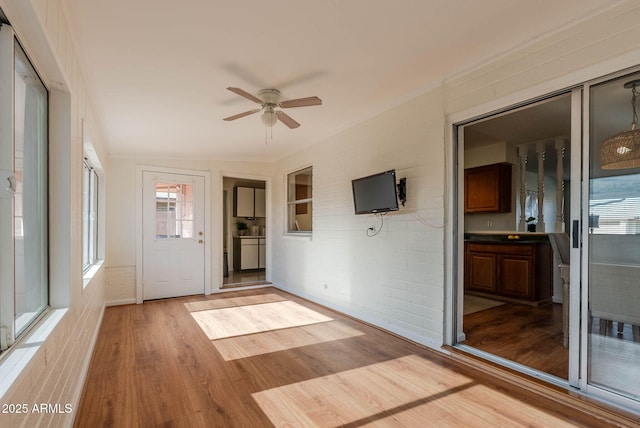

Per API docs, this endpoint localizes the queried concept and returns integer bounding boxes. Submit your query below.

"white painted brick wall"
[273,1,640,349]
[105,266,136,304]
[272,87,446,346]
[0,1,107,427]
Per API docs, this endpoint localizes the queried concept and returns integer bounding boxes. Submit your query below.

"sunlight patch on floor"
[212,320,364,360]
[252,354,576,427]
[190,300,333,340]
[183,293,287,312]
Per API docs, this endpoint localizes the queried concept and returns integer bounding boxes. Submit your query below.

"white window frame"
[82,157,99,272]
[0,26,49,351]
[286,166,313,235]
[81,120,105,288]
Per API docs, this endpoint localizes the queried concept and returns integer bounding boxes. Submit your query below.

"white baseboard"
[105,298,136,306]
[271,282,443,352]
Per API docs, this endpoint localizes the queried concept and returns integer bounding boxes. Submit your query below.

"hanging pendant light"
[601,79,640,170]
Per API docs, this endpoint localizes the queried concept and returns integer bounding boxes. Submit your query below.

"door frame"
[135,165,211,304]
[446,63,640,409]
[219,171,271,289]
[578,68,640,412]
[450,89,579,389]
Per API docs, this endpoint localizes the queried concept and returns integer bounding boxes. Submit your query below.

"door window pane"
[13,41,48,335]
[588,71,640,399]
[155,182,194,239]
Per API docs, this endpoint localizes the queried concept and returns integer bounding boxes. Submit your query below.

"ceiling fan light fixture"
[261,107,278,127]
[601,79,640,170]
[223,87,321,131]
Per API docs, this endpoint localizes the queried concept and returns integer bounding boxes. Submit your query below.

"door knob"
[199,240,204,244]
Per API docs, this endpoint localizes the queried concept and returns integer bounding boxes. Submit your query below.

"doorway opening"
[222,176,270,288]
[457,92,572,381]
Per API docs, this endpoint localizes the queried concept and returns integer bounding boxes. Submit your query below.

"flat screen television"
[352,170,399,214]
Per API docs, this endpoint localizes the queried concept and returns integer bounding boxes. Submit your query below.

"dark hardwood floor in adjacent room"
[462,301,568,379]
[75,287,624,427]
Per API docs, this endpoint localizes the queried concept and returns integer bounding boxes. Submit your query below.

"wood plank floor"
[75,287,628,427]
[462,301,568,379]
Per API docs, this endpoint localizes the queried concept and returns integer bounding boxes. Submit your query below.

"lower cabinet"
[233,238,266,271]
[465,242,552,302]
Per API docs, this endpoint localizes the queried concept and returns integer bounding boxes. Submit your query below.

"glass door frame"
[568,87,582,388]
[452,88,580,388]
[449,64,640,413]
[579,68,640,413]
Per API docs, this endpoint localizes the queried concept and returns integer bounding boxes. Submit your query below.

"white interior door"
[143,171,205,300]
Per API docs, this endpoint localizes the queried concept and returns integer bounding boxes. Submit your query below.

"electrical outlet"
[487,220,493,228]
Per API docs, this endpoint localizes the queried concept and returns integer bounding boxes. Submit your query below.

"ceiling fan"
[223,87,322,129]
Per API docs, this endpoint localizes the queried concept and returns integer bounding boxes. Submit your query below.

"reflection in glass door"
[587,71,640,400]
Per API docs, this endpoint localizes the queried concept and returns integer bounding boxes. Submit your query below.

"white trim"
[445,124,465,346]
[82,260,104,289]
[447,49,640,127]
[0,20,15,352]
[105,298,137,307]
[568,87,582,388]
[283,232,312,239]
[583,383,640,416]
[285,165,313,234]
[135,165,211,304]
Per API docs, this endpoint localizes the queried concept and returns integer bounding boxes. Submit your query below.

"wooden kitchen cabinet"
[465,242,552,302]
[499,254,533,299]
[466,249,497,293]
[464,163,512,213]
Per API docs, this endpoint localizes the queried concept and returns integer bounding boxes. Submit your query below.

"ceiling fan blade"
[226,87,263,104]
[279,96,322,108]
[276,111,300,129]
[223,109,261,121]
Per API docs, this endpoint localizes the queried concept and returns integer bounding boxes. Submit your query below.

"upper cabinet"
[254,188,266,218]
[464,163,512,213]
[234,186,266,218]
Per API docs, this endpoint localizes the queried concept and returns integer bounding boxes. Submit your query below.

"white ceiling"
[63,0,616,161]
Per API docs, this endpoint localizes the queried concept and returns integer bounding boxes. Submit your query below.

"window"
[83,158,99,271]
[0,33,49,351]
[589,174,640,234]
[155,182,194,238]
[287,166,312,233]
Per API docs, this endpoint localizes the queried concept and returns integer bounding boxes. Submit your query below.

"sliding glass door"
[585,71,640,401]
[455,67,640,410]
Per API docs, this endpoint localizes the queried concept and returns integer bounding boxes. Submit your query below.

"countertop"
[464,232,550,244]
